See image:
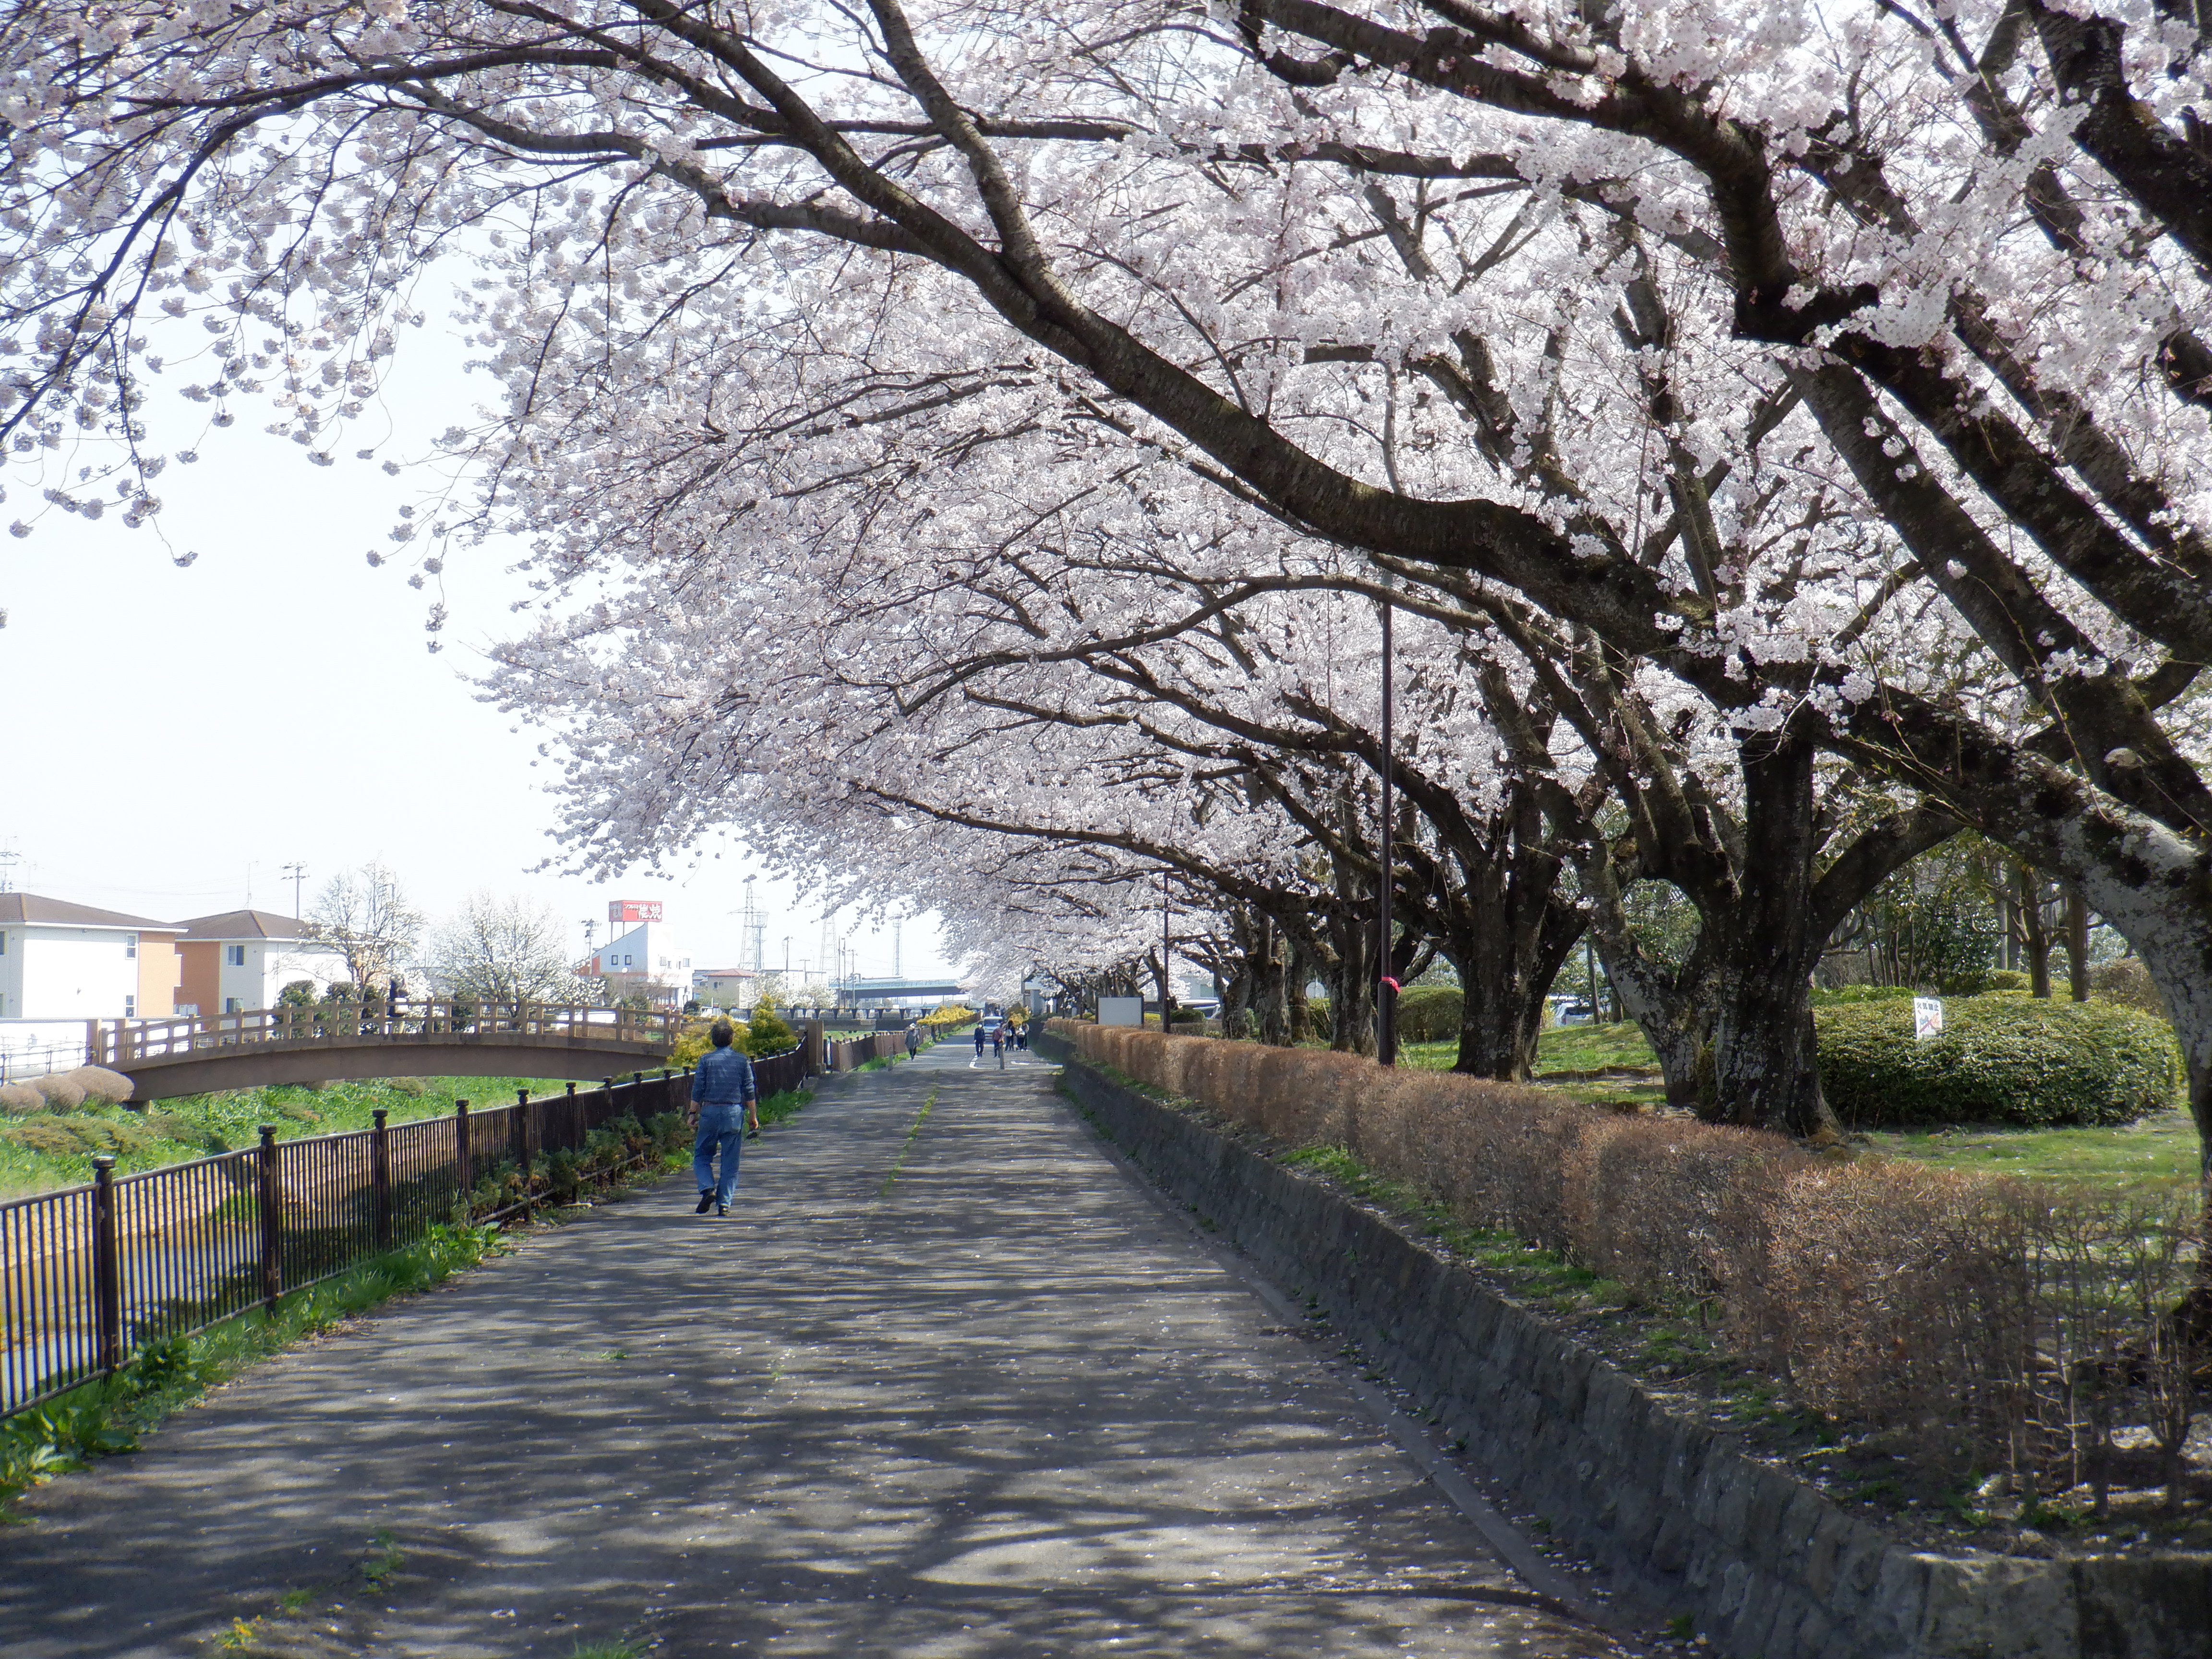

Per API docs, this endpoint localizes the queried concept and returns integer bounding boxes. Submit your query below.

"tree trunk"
[2064,883,2091,1003]
[1577,852,1709,1107]
[1705,735,1843,1142]
[2019,864,2053,998]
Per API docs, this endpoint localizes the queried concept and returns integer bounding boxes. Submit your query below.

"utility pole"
[892,918,902,980]
[0,845,21,893]
[281,861,307,919]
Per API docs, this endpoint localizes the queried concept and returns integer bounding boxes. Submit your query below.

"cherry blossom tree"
[4,0,2208,1159]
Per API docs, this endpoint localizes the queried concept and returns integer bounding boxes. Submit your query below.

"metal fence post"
[371,1107,393,1251]
[257,1125,283,1315]
[565,1081,577,1154]
[91,1155,122,1376]
[454,1099,472,1220]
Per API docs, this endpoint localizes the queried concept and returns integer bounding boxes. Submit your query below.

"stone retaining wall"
[1038,1036,2212,1659]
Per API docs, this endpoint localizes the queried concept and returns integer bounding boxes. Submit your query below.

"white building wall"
[5,927,143,1019]
[261,945,345,1007]
[596,922,691,986]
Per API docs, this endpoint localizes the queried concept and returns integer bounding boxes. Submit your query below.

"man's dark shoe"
[695,1192,715,1214]
[715,1202,730,1216]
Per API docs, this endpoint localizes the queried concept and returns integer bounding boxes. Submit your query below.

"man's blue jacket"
[693,1045,757,1106]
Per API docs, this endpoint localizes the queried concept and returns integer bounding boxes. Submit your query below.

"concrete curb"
[1037,1038,2212,1659]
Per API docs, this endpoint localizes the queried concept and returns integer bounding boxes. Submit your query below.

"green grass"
[1401,1020,1660,1077]
[1400,1021,1668,1110]
[1407,1017,2203,1191]
[1863,1108,2202,1191]
[0,1074,614,1200]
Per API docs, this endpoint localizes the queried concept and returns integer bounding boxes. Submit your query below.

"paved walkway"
[3,1042,1628,1658]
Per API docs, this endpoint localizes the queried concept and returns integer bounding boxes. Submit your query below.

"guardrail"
[0,1069,691,1419]
[96,1000,681,1067]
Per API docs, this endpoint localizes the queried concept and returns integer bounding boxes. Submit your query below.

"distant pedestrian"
[905,1022,921,1059]
[1015,1022,1028,1052]
[690,1021,758,1217]
[991,1023,1007,1069]
[974,1022,986,1057]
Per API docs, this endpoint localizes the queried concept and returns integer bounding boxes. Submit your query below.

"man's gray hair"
[709,1020,735,1047]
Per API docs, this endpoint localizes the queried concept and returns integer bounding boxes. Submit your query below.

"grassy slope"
[0,1075,590,1200]
[1402,1019,2201,1191]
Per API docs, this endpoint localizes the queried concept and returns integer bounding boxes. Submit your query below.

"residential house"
[589,915,691,1006]
[0,892,182,1020]
[689,967,757,1010]
[174,909,348,1016]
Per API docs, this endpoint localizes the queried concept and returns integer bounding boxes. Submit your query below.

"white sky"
[0,307,953,986]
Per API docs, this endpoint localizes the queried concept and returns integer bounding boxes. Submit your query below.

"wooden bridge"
[92,1001,682,1099]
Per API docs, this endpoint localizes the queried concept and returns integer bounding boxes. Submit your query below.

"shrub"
[384,1077,427,1097]
[742,1006,796,1058]
[29,1074,85,1112]
[0,1082,44,1115]
[68,1067,135,1106]
[3,1114,155,1158]
[671,1018,745,1070]
[7,1118,85,1156]
[1808,984,1917,1005]
[1982,969,2032,993]
[1393,984,1463,1043]
[2088,956,2170,1020]
[1042,1017,2204,1485]
[1815,994,2179,1128]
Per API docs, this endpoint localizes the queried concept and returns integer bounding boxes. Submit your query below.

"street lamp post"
[1377,598,1398,1067]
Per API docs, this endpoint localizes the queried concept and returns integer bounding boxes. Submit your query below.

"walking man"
[691,1021,758,1217]
[974,1022,986,1058]
[991,1022,1007,1069]
[905,1022,921,1060]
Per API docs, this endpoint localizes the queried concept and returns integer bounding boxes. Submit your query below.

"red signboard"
[607,900,663,924]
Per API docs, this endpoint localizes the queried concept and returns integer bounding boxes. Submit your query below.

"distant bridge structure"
[93,1001,680,1099]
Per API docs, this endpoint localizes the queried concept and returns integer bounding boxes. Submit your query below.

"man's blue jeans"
[693,1104,746,1207]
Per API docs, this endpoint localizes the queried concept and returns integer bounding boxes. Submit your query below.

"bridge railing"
[97,1001,683,1068]
[0,1070,691,1420]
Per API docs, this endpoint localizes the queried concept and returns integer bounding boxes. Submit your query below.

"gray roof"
[175,908,312,943]
[0,892,180,932]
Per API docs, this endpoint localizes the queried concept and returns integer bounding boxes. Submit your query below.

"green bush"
[4,1115,157,1158]
[742,1007,796,1058]
[1816,995,2181,1128]
[2088,957,2170,1019]
[1393,984,1464,1043]
[1809,984,1917,1005]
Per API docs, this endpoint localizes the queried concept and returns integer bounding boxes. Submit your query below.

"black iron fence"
[1,1070,692,1419]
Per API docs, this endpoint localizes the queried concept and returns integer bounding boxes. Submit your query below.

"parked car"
[1549,995,1595,1026]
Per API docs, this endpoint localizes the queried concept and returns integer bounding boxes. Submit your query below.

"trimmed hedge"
[1808,984,1916,1006]
[1042,1018,2201,1488]
[1815,994,2179,1128]
[1394,984,1464,1042]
